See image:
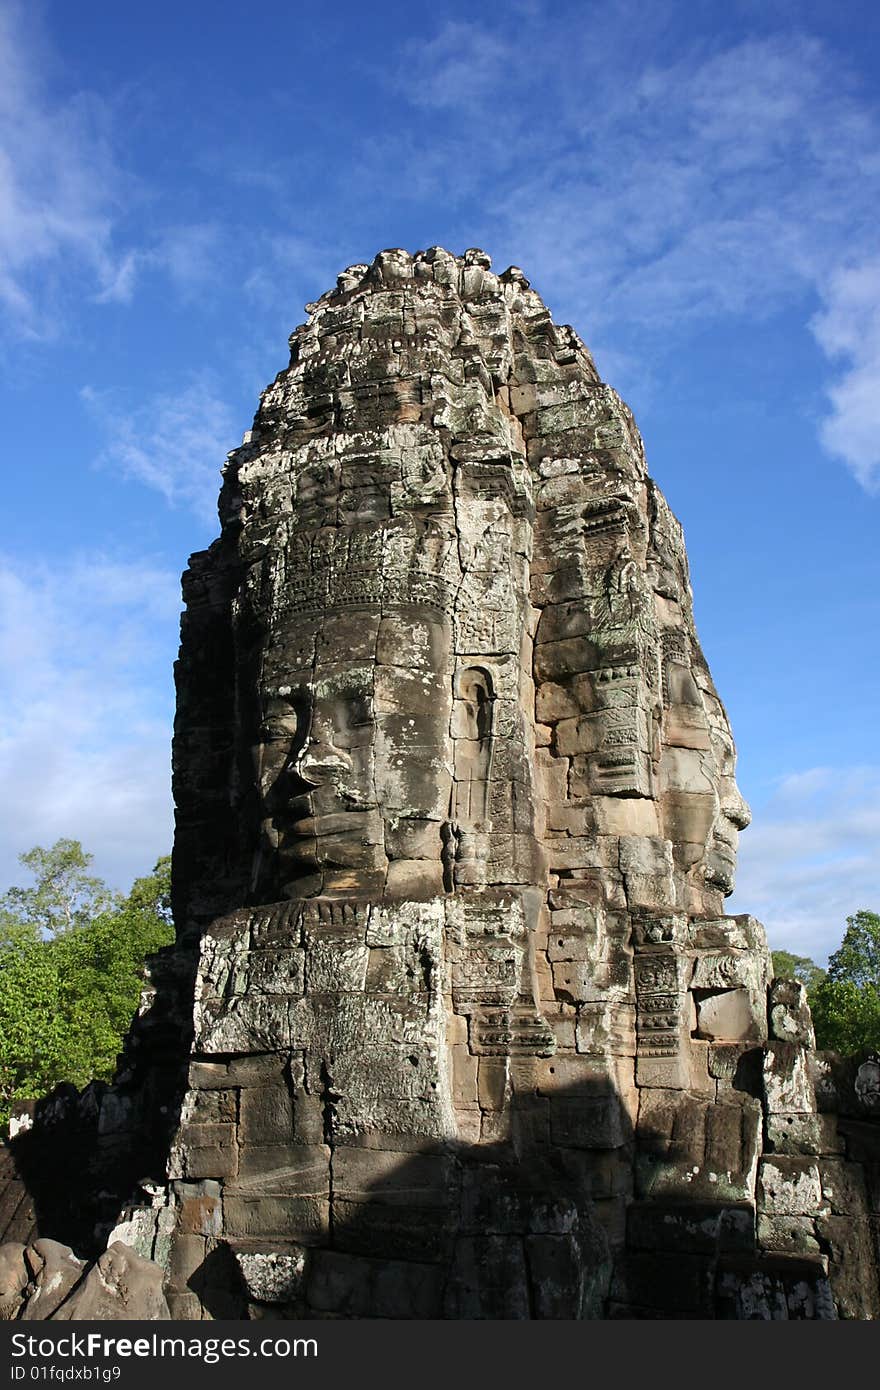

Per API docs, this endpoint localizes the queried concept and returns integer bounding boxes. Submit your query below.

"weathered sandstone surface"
[3,248,878,1319]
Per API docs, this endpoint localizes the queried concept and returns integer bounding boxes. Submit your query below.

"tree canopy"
[773,911,880,1057]
[809,910,880,1056]
[770,950,827,991]
[0,838,117,939]
[0,843,173,1130]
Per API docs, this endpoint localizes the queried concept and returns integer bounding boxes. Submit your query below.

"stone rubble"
[0,1241,169,1321]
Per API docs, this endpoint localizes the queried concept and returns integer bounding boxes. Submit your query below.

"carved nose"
[723,787,751,831]
[295,738,352,785]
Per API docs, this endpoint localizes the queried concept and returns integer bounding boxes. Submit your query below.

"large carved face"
[657,641,750,906]
[252,606,454,899]
[704,726,751,895]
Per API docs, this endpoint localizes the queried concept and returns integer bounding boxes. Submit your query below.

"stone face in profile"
[158,246,799,1320]
[173,246,750,936]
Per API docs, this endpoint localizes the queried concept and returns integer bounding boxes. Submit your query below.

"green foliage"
[826,910,880,990]
[0,838,117,938]
[0,850,174,1129]
[771,950,826,990]
[809,911,880,1056]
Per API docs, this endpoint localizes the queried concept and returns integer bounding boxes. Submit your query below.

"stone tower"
[4,248,878,1319]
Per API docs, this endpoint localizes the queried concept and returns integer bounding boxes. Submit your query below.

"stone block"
[691,949,763,992]
[819,1159,870,1216]
[535,682,579,722]
[450,1044,478,1106]
[547,910,602,959]
[596,801,660,838]
[293,1089,325,1146]
[555,715,600,757]
[177,1191,223,1237]
[233,1248,306,1305]
[758,1158,826,1216]
[305,939,369,992]
[331,1201,455,1264]
[166,1291,203,1320]
[622,1252,712,1314]
[225,1054,287,1087]
[707,1043,763,1096]
[628,1202,754,1255]
[239,1084,293,1145]
[660,790,715,845]
[768,978,815,1047]
[332,1147,453,1206]
[815,1215,880,1319]
[618,833,669,874]
[187,1062,230,1090]
[171,1123,238,1180]
[757,1214,820,1257]
[168,1232,208,1289]
[223,1195,329,1243]
[576,1002,636,1058]
[308,1250,444,1319]
[478,1058,509,1112]
[551,958,603,1004]
[443,1236,531,1318]
[534,636,598,682]
[636,1053,689,1090]
[763,1043,816,1115]
[544,836,604,872]
[189,1088,237,1124]
[550,1092,626,1149]
[694,988,762,1042]
[765,1112,823,1156]
[233,1142,330,1191]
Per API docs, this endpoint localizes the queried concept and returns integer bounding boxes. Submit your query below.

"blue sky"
[1,0,878,962]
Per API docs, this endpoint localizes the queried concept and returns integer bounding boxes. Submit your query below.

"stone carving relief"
[5,247,878,1322]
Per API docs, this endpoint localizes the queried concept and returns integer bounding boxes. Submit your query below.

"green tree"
[810,910,880,1055]
[771,950,826,990]
[123,854,172,924]
[0,853,174,1129]
[0,838,117,938]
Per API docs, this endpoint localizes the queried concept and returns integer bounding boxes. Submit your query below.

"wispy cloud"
[0,553,180,893]
[388,12,880,489]
[399,21,512,112]
[0,1,134,334]
[82,374,238,524]
[729,766,880,963]
[811,260,880,492]
[0,5,231,332]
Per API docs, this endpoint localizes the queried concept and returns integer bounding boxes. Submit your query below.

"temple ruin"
[2,247,878,1319]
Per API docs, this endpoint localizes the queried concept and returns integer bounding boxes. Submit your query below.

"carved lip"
[706,838,736,892]
[290,809,381,838]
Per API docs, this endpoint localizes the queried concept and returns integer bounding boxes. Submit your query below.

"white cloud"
[0,553,181,895]
[398,21,512,112]
[82,375,238,524]
[728,766,880,964]
[811,260,880,492]
[0,1,134,334]
[389,13,880,491]
[0,6,230,332]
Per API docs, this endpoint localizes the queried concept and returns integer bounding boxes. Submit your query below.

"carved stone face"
[704,727,751,895]
[656,646,750,904]
[253,606,454,898]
